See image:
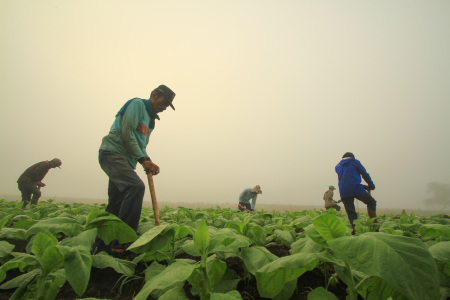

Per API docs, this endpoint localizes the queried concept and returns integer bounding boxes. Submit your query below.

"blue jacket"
[239,188,257,210]
[335,158,375,198]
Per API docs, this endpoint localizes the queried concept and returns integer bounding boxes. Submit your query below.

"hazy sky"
[1,1,449,209]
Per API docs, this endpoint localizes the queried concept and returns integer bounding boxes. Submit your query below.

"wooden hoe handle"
[238,203,252,213]
[147,174,161,226]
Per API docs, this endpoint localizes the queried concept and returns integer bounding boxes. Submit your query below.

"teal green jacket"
[100,98,156,169]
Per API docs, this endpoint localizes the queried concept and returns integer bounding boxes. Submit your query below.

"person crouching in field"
[238,185,262,212]
[92,85,176,254]
[17,158,62,209]
[335,152,378,235]
[323,185,341,211]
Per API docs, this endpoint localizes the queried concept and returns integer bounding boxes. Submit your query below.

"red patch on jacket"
[137,123,149,136]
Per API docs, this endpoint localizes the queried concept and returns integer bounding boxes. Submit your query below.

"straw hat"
[250,185,262,194]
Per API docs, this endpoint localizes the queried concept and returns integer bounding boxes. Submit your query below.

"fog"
[1,1,449,211]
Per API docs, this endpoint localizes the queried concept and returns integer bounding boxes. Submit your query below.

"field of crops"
[0,199,449,300]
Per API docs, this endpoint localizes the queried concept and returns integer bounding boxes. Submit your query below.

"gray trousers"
[92,150,145,253]
[99,150,145,231]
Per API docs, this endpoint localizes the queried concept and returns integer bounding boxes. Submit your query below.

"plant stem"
[36,274,47,300]
[343,262,358,300]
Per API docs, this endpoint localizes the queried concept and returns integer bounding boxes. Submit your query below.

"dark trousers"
[92,150,145,253]
[341,192,377,225]
[326,204,341,211]
[238,202,252,212]
[18,182,41,208]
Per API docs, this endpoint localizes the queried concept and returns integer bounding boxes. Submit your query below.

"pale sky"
[1,1,449,210]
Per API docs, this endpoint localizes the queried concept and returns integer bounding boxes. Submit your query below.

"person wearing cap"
[92,84,175,254]
[323,185,341,211]
[335,152,377,235]
[17,158,62,209]
[238,185,262,212]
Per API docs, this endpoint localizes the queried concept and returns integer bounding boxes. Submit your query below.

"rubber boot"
[368,210,379,232]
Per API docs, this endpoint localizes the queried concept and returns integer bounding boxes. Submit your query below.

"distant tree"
[423,182,450,209]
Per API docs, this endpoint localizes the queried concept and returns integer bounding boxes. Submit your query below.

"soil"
[0,243,353,300]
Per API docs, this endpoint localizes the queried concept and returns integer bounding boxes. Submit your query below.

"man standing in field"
[238,185,262,212]
[335,152,377,235]
[17,158,62,209]
[92,85,176,254]
[323,185,341,211]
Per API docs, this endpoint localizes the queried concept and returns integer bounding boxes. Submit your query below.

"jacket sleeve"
[251,195,257,210]
[355,161,375,189]
[121,100,146,160]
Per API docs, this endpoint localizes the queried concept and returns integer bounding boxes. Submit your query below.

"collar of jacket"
[116,98,160,129]
[142,99,160,122]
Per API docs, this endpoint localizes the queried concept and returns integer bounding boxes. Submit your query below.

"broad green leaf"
[26,217,83,237]
[399,210,410,225]
[187,267,203,294]
[181,240,201,257]
[59,228,97,250]
[92,253,136,276]
[97,220,138,245]
[0,228,27,239]
[429,241,450,277]
[0,255,38,282]
[207,257,227,287]
[271,230,295,247]
[134,262,196,300]
[311,214,347,241]
[328,232,440,300]
[246,225,266,246]
[3,269,41,300]
[307,286,339,300]
[241,246,278,275]
[290,236,323,254]
[357,276,408,300]
[31,231,58,261]
[429,241,450,262]
[420,224,450,239]
[12,219,38,230]
[212,268,241,293]
[271,279,297,300]
[45,272,66,300]
[209,228,252,254]
[85,211,138,244]
[314,251,345,268]
[58,245,92,296]
[127,224,168,253]
[84,209,111,225]
[171,224,193,240]
[145,261,167,281]
[0,269,40,289]
[0,240,15,257]
[290,216,311,229]
[304,224,328,248]
[40,244,64,275]
[159,286,189,300]
[210,290,242,300]
[224,221,241,233]
[255,252,318,298]
[194,219,209,256]
[380,228,403,235]
[0,215,12,229]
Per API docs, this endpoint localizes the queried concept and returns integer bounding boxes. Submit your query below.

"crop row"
[0,199,449,300]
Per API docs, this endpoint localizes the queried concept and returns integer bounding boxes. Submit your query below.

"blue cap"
[329,185,336,189]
